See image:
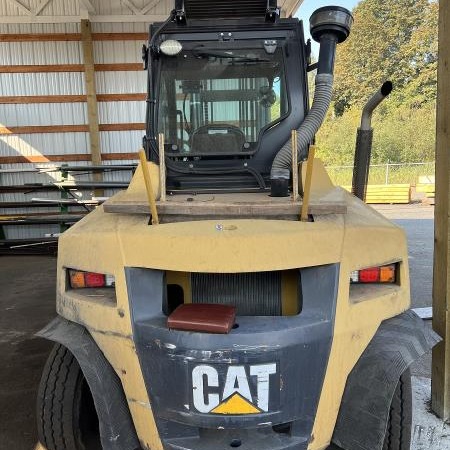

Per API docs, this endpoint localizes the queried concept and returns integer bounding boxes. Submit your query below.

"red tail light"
[350,264,398,284]
[68,269,115,289]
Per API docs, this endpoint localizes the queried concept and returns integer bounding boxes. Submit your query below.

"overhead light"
[160,39,183,56]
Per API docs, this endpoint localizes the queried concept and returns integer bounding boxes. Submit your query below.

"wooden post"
[300,146,315,222]
[81,19,102,194]
[432,0,450,420]
[159,133,166,202]
[291,130,299,202]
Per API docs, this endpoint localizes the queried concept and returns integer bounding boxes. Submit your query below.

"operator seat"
[190,124,246,153]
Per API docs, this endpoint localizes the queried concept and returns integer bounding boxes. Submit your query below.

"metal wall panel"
[100,130,144,154]
[95,71,147,94]
[0,19,148,240]
[0,72,85,96]
[0,22,80,34]
[0,103,87,127]
[0,133,90,156]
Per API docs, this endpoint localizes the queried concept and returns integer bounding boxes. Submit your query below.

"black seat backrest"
[191,124,246,154]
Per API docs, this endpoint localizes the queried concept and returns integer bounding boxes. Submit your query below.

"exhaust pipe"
[270,6,353,197]
[352,81,393,201]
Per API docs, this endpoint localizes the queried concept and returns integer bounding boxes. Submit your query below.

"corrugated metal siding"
[0,72,85,96]
[0,19,148,240]
[93,22,147,192]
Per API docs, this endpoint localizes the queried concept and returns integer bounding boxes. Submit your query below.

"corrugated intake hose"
[271,73,333,172]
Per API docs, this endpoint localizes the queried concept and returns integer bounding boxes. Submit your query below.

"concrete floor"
[0,256,55,449]
[0,204,448,450]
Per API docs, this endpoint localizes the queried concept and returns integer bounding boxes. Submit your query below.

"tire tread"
[37,343,82,450]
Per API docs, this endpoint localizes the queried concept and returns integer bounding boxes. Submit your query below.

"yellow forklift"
[36,2,438,450]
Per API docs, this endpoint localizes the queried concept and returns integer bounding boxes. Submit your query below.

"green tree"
[333,0,438,114]
[314,0,438,170]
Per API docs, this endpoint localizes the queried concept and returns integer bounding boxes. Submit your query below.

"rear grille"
[184,0,269,19]
[191,271,282,316]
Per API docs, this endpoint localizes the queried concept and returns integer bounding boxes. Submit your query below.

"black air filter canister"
[191,272,282,316]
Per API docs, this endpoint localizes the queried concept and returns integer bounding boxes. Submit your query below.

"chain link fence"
[326,162,435,186]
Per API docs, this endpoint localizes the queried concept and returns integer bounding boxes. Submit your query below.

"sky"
[295,0,361,57]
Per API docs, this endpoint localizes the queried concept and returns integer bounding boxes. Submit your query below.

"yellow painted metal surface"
[55,159,410,449]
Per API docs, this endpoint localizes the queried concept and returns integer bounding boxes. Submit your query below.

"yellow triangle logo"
[211,393,261,415]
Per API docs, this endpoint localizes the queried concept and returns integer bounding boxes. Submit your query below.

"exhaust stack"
[352,81,393,201]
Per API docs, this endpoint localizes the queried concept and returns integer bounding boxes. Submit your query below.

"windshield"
[156,43,288,157]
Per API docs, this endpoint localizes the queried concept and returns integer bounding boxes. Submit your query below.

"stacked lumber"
[416,175,435,199]
[343,184,411,204]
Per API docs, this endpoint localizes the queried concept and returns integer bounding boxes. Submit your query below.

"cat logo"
[191,363,277,414]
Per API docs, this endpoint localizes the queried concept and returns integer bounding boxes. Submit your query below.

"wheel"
[327,369,412,450]
[383,369,412,450]
[37,343,101,450]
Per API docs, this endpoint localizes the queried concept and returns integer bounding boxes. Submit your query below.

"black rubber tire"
[37,343,101,450]
[382,369,412,450]
[327,369,412,450]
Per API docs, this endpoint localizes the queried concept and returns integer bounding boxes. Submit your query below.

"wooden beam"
[432,0,450,420]
[0,32,147,42]
[0,123,145,135]
[81,18,101,183]
[94,63,142,71]
[0,95,86,104]
[0,93,146,104]
[0,64,83,73]
[0,63,142,73]
[92,32,147,41]
[99,123,145,132]
[96,93,146,102]
[0,125,89,134]
[0,153,139,164]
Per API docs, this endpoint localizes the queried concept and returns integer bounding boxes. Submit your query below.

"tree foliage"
[333,0,437,113]
[316,0,438,166]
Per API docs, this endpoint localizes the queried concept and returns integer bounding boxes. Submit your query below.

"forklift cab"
[145,8,310,191]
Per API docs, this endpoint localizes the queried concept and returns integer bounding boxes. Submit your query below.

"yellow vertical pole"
[159,133,166,202]
[300,146,316,222]
[138,149,159,225]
